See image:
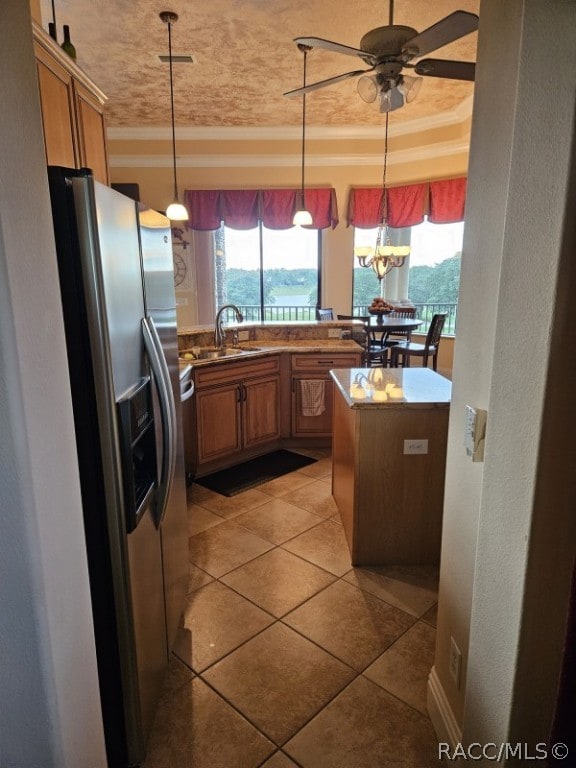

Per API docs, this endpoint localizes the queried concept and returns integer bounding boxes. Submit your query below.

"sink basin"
[197,347,241,359]
[180,346,262,361]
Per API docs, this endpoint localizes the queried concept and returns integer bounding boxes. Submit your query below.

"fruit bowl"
[368,307,392,316]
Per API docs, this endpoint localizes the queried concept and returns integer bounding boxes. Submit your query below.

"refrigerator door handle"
[142,316,177,528]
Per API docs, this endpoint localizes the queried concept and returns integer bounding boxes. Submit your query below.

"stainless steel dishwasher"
[179,361,195,484]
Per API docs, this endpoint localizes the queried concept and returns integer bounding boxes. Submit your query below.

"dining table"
[364,314,423,344]
[356,313,422,367]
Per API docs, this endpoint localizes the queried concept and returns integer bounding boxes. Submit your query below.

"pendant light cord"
[167,18,179,201]
[300,47,308,207]
[379,111,389,227]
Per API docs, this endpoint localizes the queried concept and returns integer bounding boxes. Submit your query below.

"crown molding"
[33,21,107,104]
[109,139,469,169]
[106,99,473,143]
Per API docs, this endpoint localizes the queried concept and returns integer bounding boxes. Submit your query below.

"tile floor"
[144,450,441,768]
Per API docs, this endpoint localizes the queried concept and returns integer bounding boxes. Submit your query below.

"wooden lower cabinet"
[291,352,361,438]
[195,383,242,464]
[188,349,363,477]
[244,376,281,448]
[292,373,335,437]
[193,357,281,473]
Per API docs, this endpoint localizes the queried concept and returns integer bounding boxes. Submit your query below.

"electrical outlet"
[327,328,342,338]
[403,439,428,455]
[237,330,250,341]
[449,636,462,689]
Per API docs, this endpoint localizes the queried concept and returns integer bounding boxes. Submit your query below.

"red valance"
[183,188,339,231]
[347,177,466,228]
[428,177,467,223]
[220,189,260,229]
[387,184,428,228]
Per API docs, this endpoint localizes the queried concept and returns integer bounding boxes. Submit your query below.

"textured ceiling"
[40,0,479,128]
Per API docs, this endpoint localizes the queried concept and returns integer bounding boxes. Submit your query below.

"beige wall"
[109,130,469,319]
[1,2,107,764]
[430,0,576,749]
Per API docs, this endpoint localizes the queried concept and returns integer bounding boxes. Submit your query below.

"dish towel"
[300,379,326,417]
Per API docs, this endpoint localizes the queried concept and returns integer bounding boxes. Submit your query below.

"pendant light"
[293,44,313,227]
[160,11,188,221]
[354,112,410,280]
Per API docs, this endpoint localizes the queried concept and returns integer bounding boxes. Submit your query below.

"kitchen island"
[330,367,451,566]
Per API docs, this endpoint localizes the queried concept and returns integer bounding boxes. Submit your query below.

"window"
[214,224,321,321]
[352,220,463,333]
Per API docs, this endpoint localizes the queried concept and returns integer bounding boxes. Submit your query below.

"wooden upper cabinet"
[34,41,78,168]
[33,23,110,185]
[74,81,109,184]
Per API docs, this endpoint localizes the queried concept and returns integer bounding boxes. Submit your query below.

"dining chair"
[383,307,417,349]
[317,307,335,321]
[337,314,372,357]
[390,312,447,371]
[361,317,390,368]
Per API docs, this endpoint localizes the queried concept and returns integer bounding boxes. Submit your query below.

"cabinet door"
[75,81,110,184]
[195,383,242,464]
[34,42,78,168]
[243,376,280,448]
[292,374,335,437]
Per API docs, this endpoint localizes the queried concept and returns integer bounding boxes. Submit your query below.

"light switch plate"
[328,328,342,338]
[465,405,487,462]
[404,439,428,454]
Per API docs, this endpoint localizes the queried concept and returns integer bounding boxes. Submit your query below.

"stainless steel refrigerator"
[48,167,188,767]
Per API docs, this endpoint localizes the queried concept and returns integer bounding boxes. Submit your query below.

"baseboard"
[427,666,462,750]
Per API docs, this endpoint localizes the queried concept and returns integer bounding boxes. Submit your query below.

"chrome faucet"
[214,304,244,349]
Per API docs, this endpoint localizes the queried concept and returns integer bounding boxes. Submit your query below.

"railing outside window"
[218,302,458,334]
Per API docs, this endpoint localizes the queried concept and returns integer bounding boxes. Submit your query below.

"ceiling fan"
[284,0,479,112]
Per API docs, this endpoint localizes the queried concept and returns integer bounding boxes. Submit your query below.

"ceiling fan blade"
[403,11,479,57]
[283,68,374,98]
[294,37,377,64]
[414,58,476,81]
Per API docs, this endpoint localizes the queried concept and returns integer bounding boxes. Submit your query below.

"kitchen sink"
[179,346,261,361]
[197,347,242,359]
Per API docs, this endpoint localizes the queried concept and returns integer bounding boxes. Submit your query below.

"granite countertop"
[179,339,363,367]
[177,320,361,334]
[330,367,452,409]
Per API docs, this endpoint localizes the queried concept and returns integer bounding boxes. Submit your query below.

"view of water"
[272,293,311,307]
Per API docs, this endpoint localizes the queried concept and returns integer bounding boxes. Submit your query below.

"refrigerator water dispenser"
[117,377,157,532]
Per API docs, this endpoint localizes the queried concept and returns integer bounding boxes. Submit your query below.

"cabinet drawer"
[291,353,360,371]
[194,355,280,389]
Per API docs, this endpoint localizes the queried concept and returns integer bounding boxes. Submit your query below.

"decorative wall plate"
[173,253,187,287]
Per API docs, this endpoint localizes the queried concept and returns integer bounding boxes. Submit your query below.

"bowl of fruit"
[368,299,394,316]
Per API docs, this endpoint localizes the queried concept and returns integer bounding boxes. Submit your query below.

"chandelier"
[354,112,410,279]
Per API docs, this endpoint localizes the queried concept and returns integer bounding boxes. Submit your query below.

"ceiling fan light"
[379,85,404,113]
[293,208,313,226]
[357,75,378,103]
[166,200,189,221]
[398,74,423,103]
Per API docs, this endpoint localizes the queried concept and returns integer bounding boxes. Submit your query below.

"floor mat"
[195,450,317,497]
